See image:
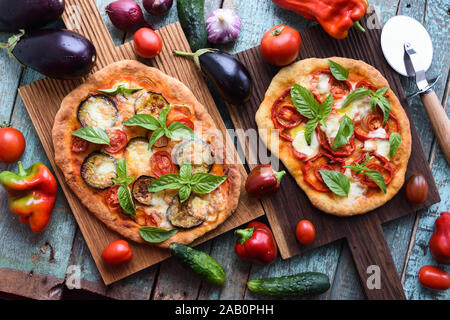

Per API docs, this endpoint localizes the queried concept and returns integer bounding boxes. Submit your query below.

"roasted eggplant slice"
[134,91,168,117]
[132,175,158,205]
[78,94,118,129]
[124,137,153,176]
[172,139,214,174]
[81,152,117,189]
[166,195,209,229]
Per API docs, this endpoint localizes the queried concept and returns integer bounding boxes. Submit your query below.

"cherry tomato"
[260,25,301,66]
[406,174,428,204]
[105,129,128,154]
[296,220,316,245]
[71,136,88,153]
[167,116,195,130]
[133,27,163,59]
[418,265,450,290]
[105,186,121,211]
[150,150,177,177]
[101,240,133,266]
[0,126,25,163]
[356,80,377,91]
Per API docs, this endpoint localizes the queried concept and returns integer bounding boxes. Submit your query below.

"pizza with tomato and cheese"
[52,60,240,247]
[256,57,411,216]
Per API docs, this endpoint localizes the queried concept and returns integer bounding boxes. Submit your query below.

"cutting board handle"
[346,217,406,300]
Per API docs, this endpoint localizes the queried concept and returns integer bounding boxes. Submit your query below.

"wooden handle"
[421,90,450,163]
[345,217,406,300]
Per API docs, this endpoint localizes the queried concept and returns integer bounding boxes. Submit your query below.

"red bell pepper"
[234,221,278,264]
[245,164,286,198]
[429,212,450,264]
[0,161,57,233]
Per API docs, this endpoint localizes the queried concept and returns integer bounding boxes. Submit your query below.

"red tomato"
[167,116,195,130]
[101,240,133,266]
[0,126,25,163]
[296,220,316,245]
[105,186,121,211]
[418,265,450,290]
[260,25,301,66]
[150,150,177,177]
[71,136,89,153]
[356,80,377,91]
[406,174,428,204]
[105,129,128,154]
[133,27,163,59]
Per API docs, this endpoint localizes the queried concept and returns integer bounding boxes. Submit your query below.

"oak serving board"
[18,0,263,285]
[224,18,440,300]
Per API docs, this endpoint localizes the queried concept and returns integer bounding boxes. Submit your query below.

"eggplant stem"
[173,48,218,71]
[0,30,26,67]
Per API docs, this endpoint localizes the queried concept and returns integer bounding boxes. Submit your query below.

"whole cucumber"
[247,272,330,296]
[169,242,226,285]
[177,0,207,51]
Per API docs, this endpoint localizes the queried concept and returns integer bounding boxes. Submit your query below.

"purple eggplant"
[0,0,65,32]
[3,29,96,79]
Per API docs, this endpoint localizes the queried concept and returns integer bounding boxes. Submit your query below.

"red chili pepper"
[418,265,450,290]
[245,164,286,198]
[429,212,450,265]
[234,221,278,265]
[0,161,57,233]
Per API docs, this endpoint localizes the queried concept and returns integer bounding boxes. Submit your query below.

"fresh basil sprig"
[98,85,142,96]
[148,163,227,203]
[319,169,350,197]
[333,115,354,150]
[389,132,402,158]
[124,105,195,150]
[112,158,136,216]
[72,126,110,145]
[291,84,333,145]
[139,226,178,243]
[342,87,391,125]
[344,154,387,193]
[328,60,349,81]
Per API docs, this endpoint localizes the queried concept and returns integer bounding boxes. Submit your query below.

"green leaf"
[363,170,387,193]
[117,185,136,216]
[72,126,110,146]
[158,105,171,127]
[304,118,319,145]
[319,94,333,120]
[361,153,370,166]
[115,158,127,179]
[319,170,350,197]
[148,174,183,192]
[342,88,371,108]
[98,85,142,96]
[179,163,192,180]
[378,96,391,125]
[178,185,192,203]
[389,132,402,158]
[333,115,354,150]
[123,114,161,131]
[376,87,388,96]
[290,83,319,119]
[167,121,195,140]
[190,173,228,194]
[148,128,165,150]
[328,60,349,81]
[139,227,178,243]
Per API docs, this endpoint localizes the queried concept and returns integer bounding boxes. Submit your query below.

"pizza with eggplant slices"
[256,57,411,216]
[52,60,240,247]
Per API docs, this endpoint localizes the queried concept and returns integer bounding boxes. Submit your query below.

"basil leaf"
[342,88,371,108]
[123,114,161,131]
[167,121,195,140]
[389,132,402,158]
[72,126,110,146]
[115,158,127,179]
[139,226,178,243]
[179,185,192,203]
[117,185,136,216]
[363,170,387,193]
[148,128,165,150]
[304,118,319,145]
[179,163,192,180]
[344,164,363,172]
[333,115,354,150]
[361,153,370,166]
[148,174,183,192]
[378,96,391,125]
[113,177,134,186]
[319,170,350,197]
[328,60,349,81]
[190,173,227,194]
[98,85,142,96]
[376,87,388,96]
[158,105,171,127]
[291,83,319,119]
[319,94,333,120]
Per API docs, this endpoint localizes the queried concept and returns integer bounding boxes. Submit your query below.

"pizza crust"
[53,60,241,247]
[256,57,412,216]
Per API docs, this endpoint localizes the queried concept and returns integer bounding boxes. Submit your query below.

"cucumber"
[177,0,207,51]
[169,242,226,285]
[247,272,330,296]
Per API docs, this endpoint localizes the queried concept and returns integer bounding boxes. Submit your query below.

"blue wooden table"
[0,0,448,300]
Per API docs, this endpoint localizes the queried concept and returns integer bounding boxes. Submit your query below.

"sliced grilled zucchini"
[134,91,168,117]
[78,94,118,130]
[132,175,157,205]
[167,195,209,229]
[172,139,214,174]
[124,137,153,176]
[81,152,117,189]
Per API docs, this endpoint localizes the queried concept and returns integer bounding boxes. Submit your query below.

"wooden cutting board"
[224,19,440,300]
[17,0,263,285]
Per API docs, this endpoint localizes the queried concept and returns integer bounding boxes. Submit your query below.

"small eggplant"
[0,0,65,32]
[173,49,252,105]
[1,29,96,79]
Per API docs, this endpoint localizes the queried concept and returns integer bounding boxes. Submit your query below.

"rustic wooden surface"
[0,0,448,300]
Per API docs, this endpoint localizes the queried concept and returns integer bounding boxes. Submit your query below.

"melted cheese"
[367,127,387,139]
[320,115,340,141]
[292,126,319,159]
[364,139,390,159]
[348,181,367,198]
[317,73,330,95]
[339,96,371,121]
[81,97,117,129]
[125,139,153,177]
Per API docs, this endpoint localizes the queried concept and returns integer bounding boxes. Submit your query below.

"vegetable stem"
[235,227,254,245]
[353,21,366,33]
[17,161,27,177]
[274,170,286,184]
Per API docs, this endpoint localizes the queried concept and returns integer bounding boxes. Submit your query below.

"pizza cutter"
[381,15,450,163]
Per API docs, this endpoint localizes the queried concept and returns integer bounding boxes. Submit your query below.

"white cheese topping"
[348,181,367,198]
[363,139,390,159]
[317,73,330,95]
[292,128,319,159]
[320,115,340,142]
[367,127,387,139]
